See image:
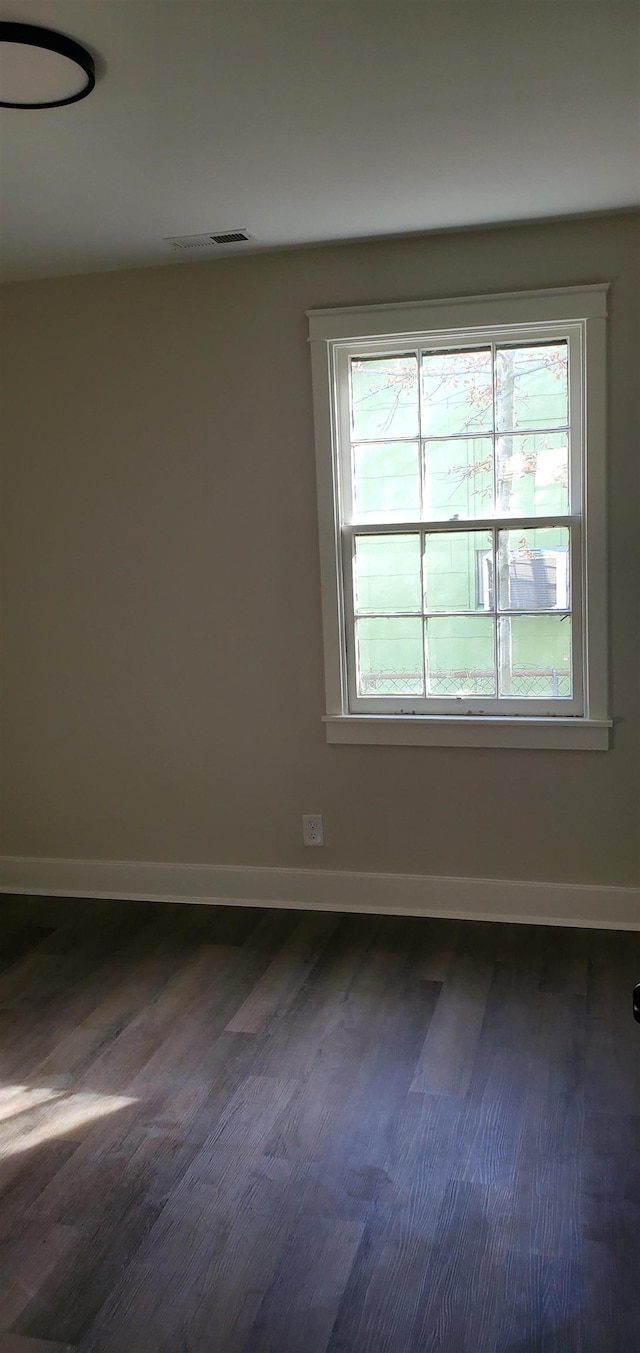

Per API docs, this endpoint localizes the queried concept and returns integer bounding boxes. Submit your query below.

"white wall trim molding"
[0,856,638,931]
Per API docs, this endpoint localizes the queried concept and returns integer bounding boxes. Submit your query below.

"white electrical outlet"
[302,814,324,846]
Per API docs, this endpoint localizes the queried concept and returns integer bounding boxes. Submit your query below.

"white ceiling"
[1,0,639,282]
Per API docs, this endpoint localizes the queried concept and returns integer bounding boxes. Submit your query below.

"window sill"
[323,715,611,750]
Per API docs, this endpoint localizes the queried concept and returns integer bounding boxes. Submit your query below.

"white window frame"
[308,286,610,750]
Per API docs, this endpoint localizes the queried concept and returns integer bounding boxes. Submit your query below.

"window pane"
[421,349,493,437]
[496,433,569,516]
[354,534,421,613]
[496,342,568,432]
[352,441,420,521]
[351,355,418,439]
[356,617,424,696]
[426,616,496,696]
[497,528,570,612]
[424,531,493,612]
[423,437,494,520]
[499,615,572,697]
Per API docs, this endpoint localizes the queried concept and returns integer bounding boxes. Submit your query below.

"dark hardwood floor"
[0,895,638,1353]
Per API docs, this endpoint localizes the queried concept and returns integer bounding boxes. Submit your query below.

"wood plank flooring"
[0,895,638,1352]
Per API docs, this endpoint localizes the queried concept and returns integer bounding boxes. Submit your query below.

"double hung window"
[308,287,609,749]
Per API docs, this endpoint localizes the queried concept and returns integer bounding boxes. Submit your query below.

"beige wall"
[1,213,638,887]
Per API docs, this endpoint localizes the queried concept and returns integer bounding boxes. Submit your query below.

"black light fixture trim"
[0,21,95,108]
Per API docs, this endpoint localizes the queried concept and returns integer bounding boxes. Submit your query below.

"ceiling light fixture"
[0,20,95,109]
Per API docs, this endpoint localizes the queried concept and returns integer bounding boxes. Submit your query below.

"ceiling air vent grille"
[211,230,251,245]
[164,230,252,250]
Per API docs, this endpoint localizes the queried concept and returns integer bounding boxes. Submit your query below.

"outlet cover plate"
[302,814,324,846]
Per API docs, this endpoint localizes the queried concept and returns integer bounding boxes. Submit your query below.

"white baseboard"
[0,855,638,931]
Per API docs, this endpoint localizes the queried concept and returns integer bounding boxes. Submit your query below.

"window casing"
[308,287,610,749]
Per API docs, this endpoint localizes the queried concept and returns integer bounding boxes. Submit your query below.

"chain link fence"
[360,668,571,697]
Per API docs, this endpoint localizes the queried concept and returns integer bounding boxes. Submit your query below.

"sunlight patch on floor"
[0,1083,137,1158]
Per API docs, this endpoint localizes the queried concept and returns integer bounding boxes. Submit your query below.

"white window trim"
[308,285,610,751]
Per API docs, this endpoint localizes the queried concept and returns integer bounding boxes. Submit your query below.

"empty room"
[0,2,639,1351]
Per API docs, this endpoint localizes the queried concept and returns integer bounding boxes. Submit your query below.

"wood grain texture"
[225,912,339,1034]
[0,1335,76,1353]
[0,895,638,1351]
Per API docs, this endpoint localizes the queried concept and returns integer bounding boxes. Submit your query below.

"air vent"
[210,230,251,245]
[164,230,252,250]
